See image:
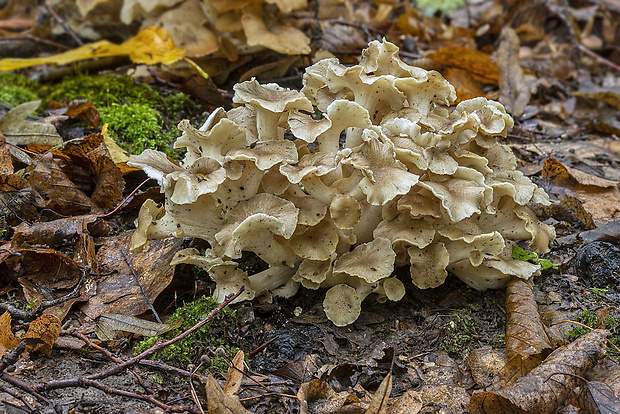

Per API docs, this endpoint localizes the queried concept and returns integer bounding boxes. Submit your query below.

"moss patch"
[134,296,240,373]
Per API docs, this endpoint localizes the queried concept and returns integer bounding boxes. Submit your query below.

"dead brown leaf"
[542,158,620,226]
[48,99,100,127]
[469,346,506,389]
[469,329,609,414]
[53,133,125,210]
[12,214,109,247]
[366,371,392,414]
[503,278,553,383]
[205,375,251,414]
[23,313,61,355]
[579,380,620,413]
[27,152,98,216]
[0,311,20,356]
[426,46,499,85]
[497,26,531,118]
[80,232,183,319]
[224,350,245,396]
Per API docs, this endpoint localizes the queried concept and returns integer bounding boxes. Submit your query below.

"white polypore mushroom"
[171,248,256,303]
[343,131,419,206]
[289,217,339,261]
[374,213,435,249]
[226,140,298,170]
[333,237,396,284]
[215,193,299,266]
[175,113,247,165]
[408,242,450,289]
[233,79,313,141]
[329,194,362,230]
[418,167,491,222]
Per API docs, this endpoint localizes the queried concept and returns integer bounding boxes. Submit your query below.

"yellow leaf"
[0,27,185,72]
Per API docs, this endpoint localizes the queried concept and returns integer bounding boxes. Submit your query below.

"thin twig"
[35,287,244,389]
[1,373,49,404]
[41,1,83,46]
[0,381,36,412]
[578,44,620,72]
[99,178,152,218]
[0,268,87,322]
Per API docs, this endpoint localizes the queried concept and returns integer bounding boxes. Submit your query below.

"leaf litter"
[0,0,620,413]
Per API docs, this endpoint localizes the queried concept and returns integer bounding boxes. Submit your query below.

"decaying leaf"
[95,313,182,340]
[0,101,61,146]
[469,329,609,414]
[469,346,506,388]
[297,379,343,414]
[503,278,553,382]
[12,214,108,247]
[425,46,499,85]
[0,246,84,320]
[81,232,183,319]
[578,380,620,414]
[23,314,61,355]
[205,375,251,414]
[0,311,20,355]
[542,158,620,226]
[366,371,392,414]
[223,350,245,396]
[497,27,531,118]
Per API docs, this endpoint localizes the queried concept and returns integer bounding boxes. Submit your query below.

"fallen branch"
[29,287,244,402]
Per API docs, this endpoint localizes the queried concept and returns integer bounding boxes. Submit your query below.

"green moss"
[43,75,199,157]
[567,310,619,359]
[0,72,39,90]
[441,311,478,357]
[134,296,239,372]
[100,103,175,155]
[45,75,161,107]
[0,85,38,107]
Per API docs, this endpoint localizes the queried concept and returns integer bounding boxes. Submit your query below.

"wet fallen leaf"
[386,389,423,414]
[366,371,392,414]
[579,380,620,414]
[0,246,84,320]
[272,354,320,383]
[574,87,620,110]
[27,152,99,215]
[205,375,251,414]
[95,313,182,340]
[469,346,506,388]
[0,311,20,355]
[542,158,620,226]
[80,232,183,319]
[580,220,620,244]
[469,329,609,414]
[223,350,245,396]
[23,314,61,355]
[0,101,61,146]
[497,26,531,118]
[503,278,553,382]
[48,99,100,127]
[53,133,125,209]
[0,26,185,71]
[12,214,108,247]
[297,379,342,414]
[0,135,13,176]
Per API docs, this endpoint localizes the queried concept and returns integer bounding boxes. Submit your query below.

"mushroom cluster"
[129,40,555,326]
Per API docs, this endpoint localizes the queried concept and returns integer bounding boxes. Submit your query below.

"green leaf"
[512,245,558,271]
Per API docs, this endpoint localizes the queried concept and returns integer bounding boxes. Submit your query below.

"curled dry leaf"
[503,278,553,383]
[469,329,609,414]
[205,375,251,414]
[81,232,183,319]
[95,313,182,341]
[497,27,531,118]
[542,158,620,226]
[578,380,620,414]
[23,314,61,355]
[0,311,20,356]
[366,371,392,414]
[223,350,245,396]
